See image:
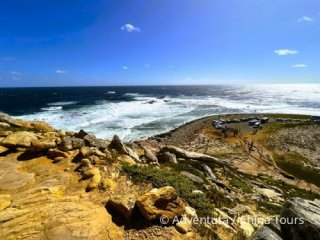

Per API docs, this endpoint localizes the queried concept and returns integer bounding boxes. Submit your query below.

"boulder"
[2,131,38,148]
[0,131,12,137]
[280,197,320,240]
[157,151,177,163]
[101,178,117,190]
[136,186,186,221]
[79,146,92,158]
[107,195,136,220]
[82,168,100,179]
[74,129,88,138]
[0,114,55,132]
[84,134,109,149]
[161,145,224,166]
[28,121,55,132]
[79,158,92,169]
[59,136,84,151]
[251,226,283,240]
[181,171,204,184]
[47,148,69,159]
[175,217,192,234]
[109,135,128,155]
[144,148,158,163]
[87,173,102,191]
[82,168,102,191]
[256,187,284,203]
[30,138,56,152]
[0,122,10,128]
[117,155,136,165]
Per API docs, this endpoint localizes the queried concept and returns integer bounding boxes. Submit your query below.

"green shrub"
[230,177,253,193]
[122,164,215,216]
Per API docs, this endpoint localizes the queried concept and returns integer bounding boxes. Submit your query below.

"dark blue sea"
[0,85,319,141]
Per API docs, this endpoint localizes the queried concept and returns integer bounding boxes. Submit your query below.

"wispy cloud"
[121,23,141,33]
[122,66,129,70]
[292,64,308,68]
[55,69,67,74]
[297,16,313,22]
[274,49,298,56]
[144,63,150,68]
[10,71,22,80]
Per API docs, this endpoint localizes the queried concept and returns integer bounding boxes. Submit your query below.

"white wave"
[41,106,63,111]
[107,91,116,94]
[16,84,320,141]
[47,101,77,106]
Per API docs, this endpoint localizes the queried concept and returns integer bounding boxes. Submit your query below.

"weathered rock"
[0,145,9,154]
[109,135,128,154]
[0,194,11,211]
[59,136,73,151]
[256,187,284,203]
[0,131,12,137]
[84,134,109,149]
[82,167,102,191]
[0,114,54,132]
[30,138,56,152]
[0,122,10,128]
[0,185,124,240]
[175,217,192,234]
[201,163,217,180]
[192,190,205,196]
[136,186,186,221]
[87,173,102,191]
[2,131,38,148]
[47,148,69,159]
[74,129,88,138]
[82,167,100,179]
[157,151,177,163]
[251,226,283,240]
[280,197,320,240]
[237,215,255,238]
[79,158,92,169]
[100,178,117,190]
[59,136,84,151]
[161,145,225,166]
[91,148,106,158]
[144,148,158,163]
[181,171,204,184]
[79,146,92,158]
[107,195,136,220]
[0,156,35,191]
[117,155,136,165]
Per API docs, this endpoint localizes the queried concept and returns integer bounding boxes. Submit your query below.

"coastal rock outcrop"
[2,131,38,148]
[280,197,320,240]
[136,186,186,221]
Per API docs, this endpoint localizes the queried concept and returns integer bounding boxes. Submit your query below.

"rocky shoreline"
[0,113,319,240]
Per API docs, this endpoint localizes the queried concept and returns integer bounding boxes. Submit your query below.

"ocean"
[0,84,319,141]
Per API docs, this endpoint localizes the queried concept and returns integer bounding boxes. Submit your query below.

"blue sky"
[0,0,319,87]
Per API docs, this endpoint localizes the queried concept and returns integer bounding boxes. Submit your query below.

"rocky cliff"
[0,113,319,240]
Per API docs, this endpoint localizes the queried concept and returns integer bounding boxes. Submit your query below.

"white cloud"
[11,71,22,75]
[274,49,298,56]
[56,69,67,74]
[297,16,313,22]
[292,64,308,68]
[121,23,141,33]
[122,66,128,70]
